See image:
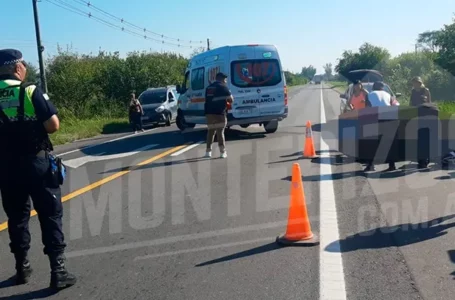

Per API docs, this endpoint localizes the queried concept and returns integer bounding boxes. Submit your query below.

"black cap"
[216,72,228,79]
[0,49,23,66]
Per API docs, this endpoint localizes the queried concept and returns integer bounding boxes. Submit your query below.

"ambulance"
[175,44,288,133]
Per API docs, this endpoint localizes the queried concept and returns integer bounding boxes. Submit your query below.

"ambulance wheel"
[264,120,278,133]
[176,114,185,131]
[176,114,194,131]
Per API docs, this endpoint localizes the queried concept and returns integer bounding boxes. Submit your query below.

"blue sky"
[2,0,455,74]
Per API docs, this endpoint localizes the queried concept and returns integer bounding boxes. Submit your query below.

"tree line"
[330,17,455,103]
[26,15,454,123]
[25,48,188,120]
[25,46,315,121]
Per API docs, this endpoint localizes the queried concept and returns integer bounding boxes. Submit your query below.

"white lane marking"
[56,128,158,157]
[65,221,288,258]
[170,141,203,156]
[319,85,347,300]
[64,144,158,169]
[134,237,272,261]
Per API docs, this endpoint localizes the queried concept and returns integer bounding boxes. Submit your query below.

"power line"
[43,0,196,49]
[69,0,204,45]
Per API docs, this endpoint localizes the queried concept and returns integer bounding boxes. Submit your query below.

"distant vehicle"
[175,44,288,134]
[313,75,322,84]
[138,86,179,126]
[339,69,402,114]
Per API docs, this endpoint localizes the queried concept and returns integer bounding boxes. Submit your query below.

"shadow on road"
[279,151,302,158]
[195,242,280,267]
[0,287,57,300]
[278,150,338,159]
[435,171,455,180]
[268,157,304,165]
[0,276,15,289]
[325,215,455,254]
[311,123,324,132]
[74,128,205,158]
[291,163,441,182]
[269,150,342,165]
[448,250,455,279]
[309,155,355,166]
[99,128,266,174]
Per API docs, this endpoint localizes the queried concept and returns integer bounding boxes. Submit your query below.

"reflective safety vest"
[0,79,52,156]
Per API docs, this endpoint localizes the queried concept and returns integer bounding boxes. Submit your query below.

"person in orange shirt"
[347,80,369,110]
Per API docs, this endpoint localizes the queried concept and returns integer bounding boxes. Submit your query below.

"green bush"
[45,49,188,121]
[284,71,308,86]
[21,49,188,145]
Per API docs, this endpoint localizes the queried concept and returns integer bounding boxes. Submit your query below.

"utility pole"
[207,38,210,51]
[32,0,48,93]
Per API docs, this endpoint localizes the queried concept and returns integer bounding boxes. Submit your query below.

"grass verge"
[327,81,348,93]
[436,101,455,115]
[50,117,130,146]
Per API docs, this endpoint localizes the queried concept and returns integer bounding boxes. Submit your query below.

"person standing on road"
[363,81,396,172]
[204,72,233,158]
[347,80,369,110]
[0,49,76,289]
[129,93,144,133]
[410,77,432,169]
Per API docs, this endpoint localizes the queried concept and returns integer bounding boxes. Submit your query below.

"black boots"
[14,253,33,285]
[49,253,77,290]
[13,252,76,289]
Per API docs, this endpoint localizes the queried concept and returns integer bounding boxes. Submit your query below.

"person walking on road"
[347,80,369,110]
[363,81,396,172]
[129,93,144,133]
[204,72,233,159]
[0,49,76,289]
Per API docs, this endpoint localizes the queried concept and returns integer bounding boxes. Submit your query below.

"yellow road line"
[0,144,188,233]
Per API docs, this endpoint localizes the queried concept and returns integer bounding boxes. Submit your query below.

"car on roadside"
[339,69,402,114]
[138,86,180,127]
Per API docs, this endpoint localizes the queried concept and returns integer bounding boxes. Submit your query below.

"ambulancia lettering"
[242,98,276,104]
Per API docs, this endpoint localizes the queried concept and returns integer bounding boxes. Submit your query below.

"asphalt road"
[0,83,454,299]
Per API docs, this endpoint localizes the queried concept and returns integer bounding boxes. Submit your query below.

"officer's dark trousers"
[0,154,66,256]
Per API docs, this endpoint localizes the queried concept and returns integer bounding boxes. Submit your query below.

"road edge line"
[56,128,158,157]
[170,141,203,156]
[319,84,347,300]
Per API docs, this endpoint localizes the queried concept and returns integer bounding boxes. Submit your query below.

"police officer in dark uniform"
[0,49,76,289]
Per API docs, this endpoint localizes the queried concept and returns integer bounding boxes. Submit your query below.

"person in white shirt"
[363,81,395,172]
[367,81,391,107]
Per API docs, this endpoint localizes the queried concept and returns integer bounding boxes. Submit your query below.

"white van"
[175,44,288,133]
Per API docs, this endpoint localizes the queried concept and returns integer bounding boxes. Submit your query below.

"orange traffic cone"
[276,163,319,246]
[303,121,317,158]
